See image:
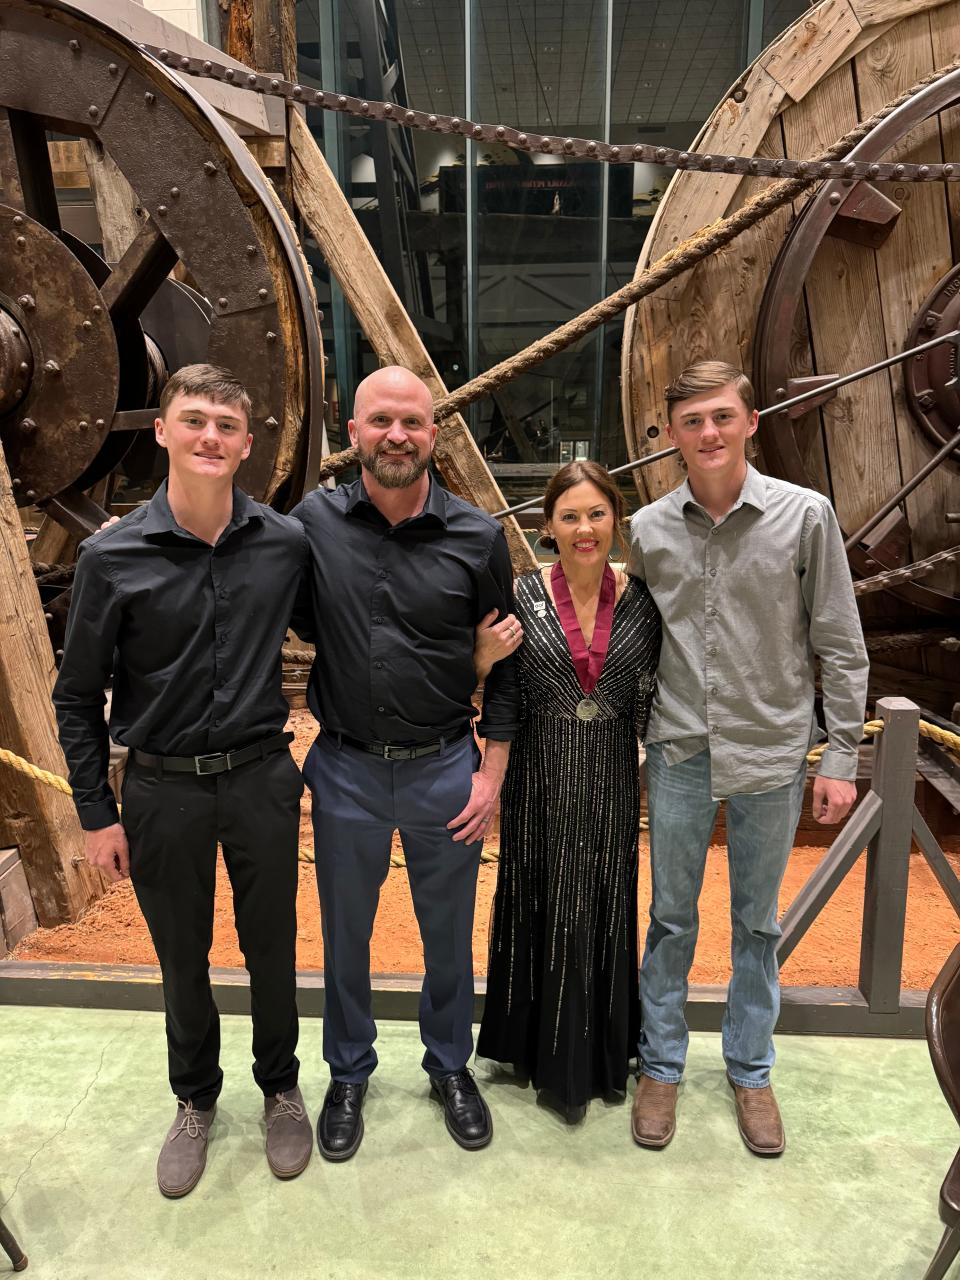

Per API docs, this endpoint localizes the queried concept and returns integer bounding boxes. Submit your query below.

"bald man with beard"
[290,367,519,1159]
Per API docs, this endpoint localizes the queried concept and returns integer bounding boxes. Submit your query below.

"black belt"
[336,727,470,761]
[132,732,294,776]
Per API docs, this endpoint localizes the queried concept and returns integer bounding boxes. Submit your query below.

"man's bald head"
[349,365,438,491]
[353,366,434,426]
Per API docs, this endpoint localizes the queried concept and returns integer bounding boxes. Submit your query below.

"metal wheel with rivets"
[622,0,960,622]
[0,0,324,534]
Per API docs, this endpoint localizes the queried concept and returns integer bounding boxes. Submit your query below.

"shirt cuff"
[817,747,859,782]
[77,795,121,831]
[475,725,517,742]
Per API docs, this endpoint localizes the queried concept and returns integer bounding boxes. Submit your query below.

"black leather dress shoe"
[430,1070,492,1150]
[317,1080,368,1162]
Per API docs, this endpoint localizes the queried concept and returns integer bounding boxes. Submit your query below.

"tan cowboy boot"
[727,1076,785,1156]
[630,1075,678,1149]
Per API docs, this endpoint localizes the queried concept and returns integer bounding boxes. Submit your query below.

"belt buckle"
[382,744,405,761]
[194,753,227,775]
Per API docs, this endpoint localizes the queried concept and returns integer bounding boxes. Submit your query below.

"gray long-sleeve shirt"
[628,465,868,798]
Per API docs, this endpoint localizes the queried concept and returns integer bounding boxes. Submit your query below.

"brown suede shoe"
[727,1076,785,1156]
[265,1087,313,1179]
[630,1075,678,1149]
[157,1099,216,1198]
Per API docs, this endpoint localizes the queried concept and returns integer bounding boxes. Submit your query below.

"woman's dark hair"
[540,460,626,554]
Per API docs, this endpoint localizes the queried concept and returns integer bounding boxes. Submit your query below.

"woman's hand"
[474,609,523,681]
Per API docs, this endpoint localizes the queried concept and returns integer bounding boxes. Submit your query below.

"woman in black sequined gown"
[476,462,660,1121]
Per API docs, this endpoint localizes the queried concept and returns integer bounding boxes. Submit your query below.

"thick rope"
[313,58,960,478]
[854,545,960,596]
[864,630,955,653]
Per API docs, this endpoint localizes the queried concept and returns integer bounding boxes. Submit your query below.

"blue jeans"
[639,745,806,1088]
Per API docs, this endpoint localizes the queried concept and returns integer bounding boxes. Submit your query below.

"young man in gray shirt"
[628,360,868,1157]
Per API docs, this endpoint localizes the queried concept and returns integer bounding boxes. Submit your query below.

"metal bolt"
[265,330,277,342]
[258,288,268,299]
[218,297,228,308]
[894,164,905,178]
[946,165,955,178]
[44,360,60,375]
[204,161,218,175]
[15,236,25,248]
[69,38,79,52]
[610,146,620,160]
[829,192,842,205]
[55,649,63,659]
[108,62,118,75]
[44,612,52,621]
[248,73,259,86]
[406,110,416,124]
[869,164,880,178]
[92,305,102,315]
[317,310,324,322]
[18,361,28,373]
[564,138,574,152]
[383,102,393,115]
[224,68,235,81]
[18,294,34,310]
[157,204,168,216]
[246,244,257,256]
[337,94,347,107]
[316,91,325,103]
[655,148,666,162]
[181,57,191,70]
[451,117,461,129]
[702,155,713,169]
[430,115,440,129]
[924,312,940,330]
[293,85,303,98]
[749,159,759,173]
[26,489,36,500]
[170,186,180,198]
[145,92,155,105]
[12,214,22,226]
[918,390,936,409]
[732,88,746,103]
[844,162,857,177]
[265,416,278,430]
[203,60,212,73]
[158,48,169,60]
[11,478,20,489]
[88,104,99,119]
[473,124,482,138]
[677,152,689,167]
[775,387,786,398]
[20,417,36,432]
[587,141,597,154]
[95,418,104,428]
[496,126,505,139]
[78,420,88,430]
[919,165,930,179]
[517,132,527,145]
[797,160,808,175]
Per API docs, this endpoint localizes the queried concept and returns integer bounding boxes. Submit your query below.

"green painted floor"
[0,1006,956,1280]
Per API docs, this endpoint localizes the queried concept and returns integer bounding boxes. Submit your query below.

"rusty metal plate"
[904,265,960,461]
[0,204,117,504]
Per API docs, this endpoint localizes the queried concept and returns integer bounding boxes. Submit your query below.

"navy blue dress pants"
[304,731,482,1082]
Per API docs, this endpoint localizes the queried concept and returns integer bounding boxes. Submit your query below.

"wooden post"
[82,139,142,261]
[220,0,296,210]
[858,696,920,1013]
[289,112,536,572]
[0,442,101,926]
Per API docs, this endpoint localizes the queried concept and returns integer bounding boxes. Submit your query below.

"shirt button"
[377,569,387,579]
[214,718,222,727]
[375,662,384,670]
[709,608,718,617]
[712,725,720,736]
[377,705,385,713]
[218,634,226,645]
[374,616,383,625]
[710,686,718,696]
[708,646,717,656]
[710,569,717,577]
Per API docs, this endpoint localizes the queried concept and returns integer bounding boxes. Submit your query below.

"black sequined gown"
[477,571,661,1119]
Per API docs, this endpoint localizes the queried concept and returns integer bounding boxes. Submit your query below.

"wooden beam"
[0,443,102,926]
[289,111,536,572]
[82,140,142,261]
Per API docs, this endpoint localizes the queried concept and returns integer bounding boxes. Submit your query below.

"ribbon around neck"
[550,562,616,697]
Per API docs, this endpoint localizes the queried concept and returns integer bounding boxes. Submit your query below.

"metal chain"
[853,545,960,595]
[145,45,960,185]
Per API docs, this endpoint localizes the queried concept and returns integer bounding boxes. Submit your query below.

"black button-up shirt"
[53,481,308,830]
[290,476,519,744]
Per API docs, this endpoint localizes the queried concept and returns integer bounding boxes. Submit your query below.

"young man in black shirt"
[53,364,312,1197]
[291,366,518,1158]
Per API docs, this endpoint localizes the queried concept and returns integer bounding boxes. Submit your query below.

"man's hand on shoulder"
[812,776,857,825]
[84,823,130,882]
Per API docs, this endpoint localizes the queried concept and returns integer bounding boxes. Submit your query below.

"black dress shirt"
[290,476,519,744]
[53,481,308,831]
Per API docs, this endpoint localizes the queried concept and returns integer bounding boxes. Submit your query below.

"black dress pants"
[121,748,303,1109]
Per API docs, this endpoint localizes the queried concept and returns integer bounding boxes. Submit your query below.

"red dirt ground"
[13,709,960,987]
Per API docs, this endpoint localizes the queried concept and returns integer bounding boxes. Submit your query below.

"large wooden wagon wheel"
[622,0,960,625]
[0,0,324,537]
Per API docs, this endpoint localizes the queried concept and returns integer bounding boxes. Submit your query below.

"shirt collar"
[677,463,767,520]
[141,479,262,540]
[345,473,449,529]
